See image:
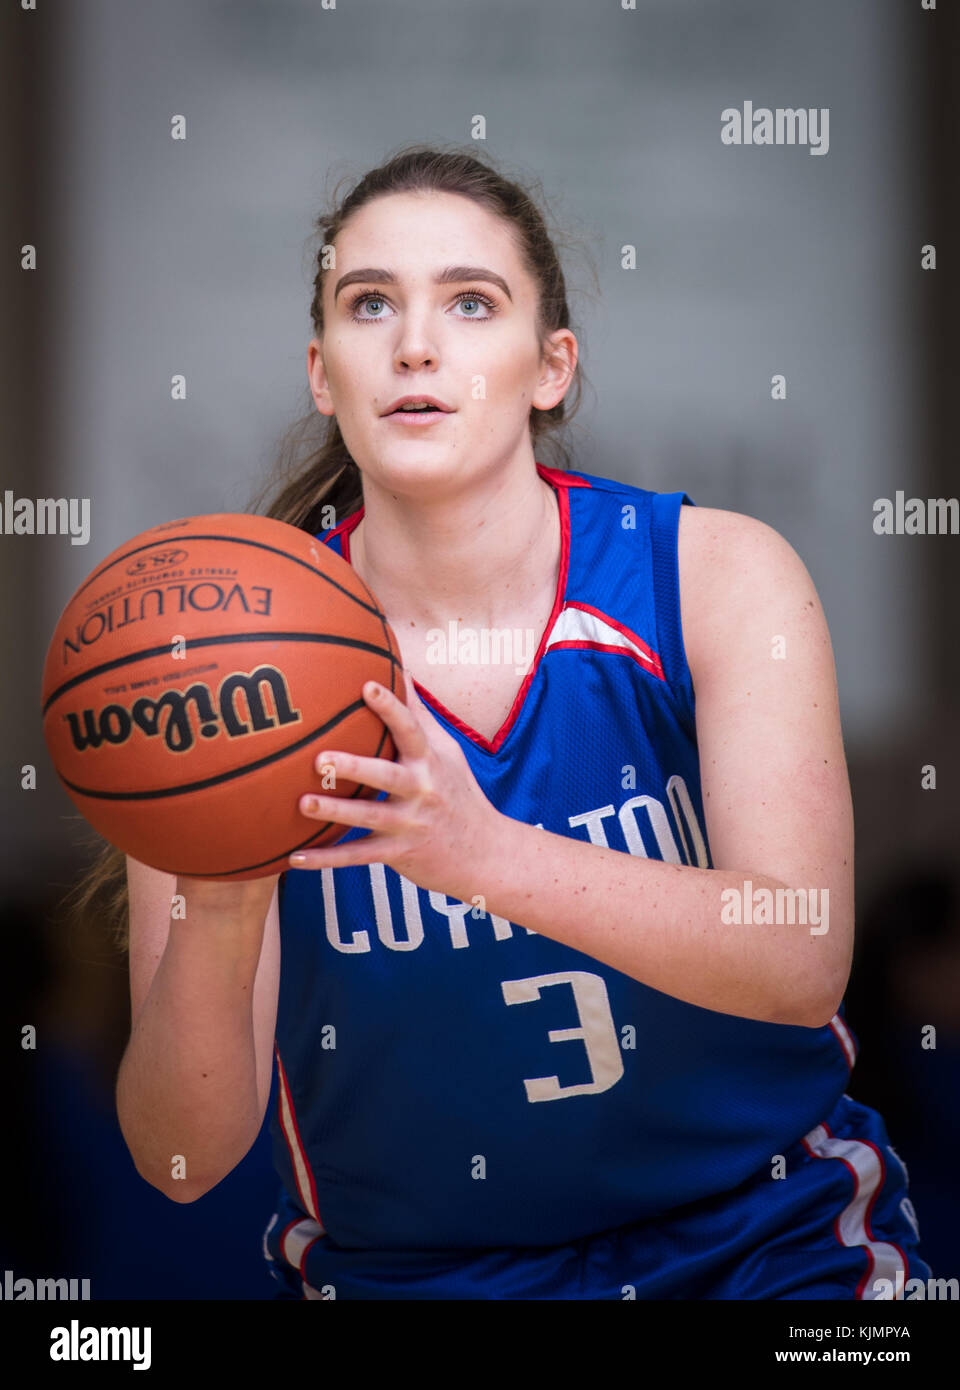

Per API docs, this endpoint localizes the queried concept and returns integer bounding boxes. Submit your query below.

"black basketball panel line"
[56,698,395,800]
[43,631,401,715]
[67,530,385,622]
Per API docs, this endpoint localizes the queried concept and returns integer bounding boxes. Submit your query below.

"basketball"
[40,512,402,880]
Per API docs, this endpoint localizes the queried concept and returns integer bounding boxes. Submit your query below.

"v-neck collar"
[322,461,572,755]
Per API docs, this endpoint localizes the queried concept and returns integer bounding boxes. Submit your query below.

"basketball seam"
[56,698,386,801]
[68,530,385,622]
[43,631,401,715]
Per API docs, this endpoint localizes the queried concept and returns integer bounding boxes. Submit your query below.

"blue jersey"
[262,463,929,1299]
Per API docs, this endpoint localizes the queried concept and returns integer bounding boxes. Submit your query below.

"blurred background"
[2,0,956,1297]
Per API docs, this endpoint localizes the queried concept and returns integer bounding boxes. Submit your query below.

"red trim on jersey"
[297,1232,326,1276]
[828,1013,858,1071]
[322,507,361,547]
[277,1216,301,1256]
[850,1133,910,1300]
[274,1042,321,1223]
[555,599,666,679]
[545,638,664,676]
[801,1119,910,1299]
[323,462,587,755]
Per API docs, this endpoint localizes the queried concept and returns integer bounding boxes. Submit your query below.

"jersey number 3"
[501,971,624,1102]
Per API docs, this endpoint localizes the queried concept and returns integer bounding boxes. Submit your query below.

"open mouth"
[384,404,452,422]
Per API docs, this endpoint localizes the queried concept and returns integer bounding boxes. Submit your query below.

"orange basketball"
[40,512,402,880]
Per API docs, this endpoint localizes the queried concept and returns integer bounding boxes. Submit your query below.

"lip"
[382,409,453,426]
[381,394,454,417]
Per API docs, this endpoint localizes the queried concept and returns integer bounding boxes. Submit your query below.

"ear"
[307,337,335,417]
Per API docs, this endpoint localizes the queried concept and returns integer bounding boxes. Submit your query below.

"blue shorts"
[263,1092,932,1300]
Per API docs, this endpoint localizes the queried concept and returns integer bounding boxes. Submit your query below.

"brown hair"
[60,141,587,955]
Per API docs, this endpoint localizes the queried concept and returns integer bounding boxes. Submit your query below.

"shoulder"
[676,506,831,686]
[677,504,812,588]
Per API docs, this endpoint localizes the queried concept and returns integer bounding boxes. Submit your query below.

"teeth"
[399,403,434,411]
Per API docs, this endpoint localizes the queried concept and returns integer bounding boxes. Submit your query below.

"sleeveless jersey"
[263,462,861,1287]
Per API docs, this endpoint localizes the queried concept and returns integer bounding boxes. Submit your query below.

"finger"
[314,748,416,797]
[289,834,388,871]
[363,677,428,760]
[299,792,400,833]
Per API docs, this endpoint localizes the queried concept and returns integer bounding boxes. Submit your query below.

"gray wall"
[6,0,945,887]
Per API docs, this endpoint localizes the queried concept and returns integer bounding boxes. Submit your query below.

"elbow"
[787,983,849,1031]
[801,1000,844,1030]
[131,1161,211,1204]
[776,1001,841,1030]
[164,1184,208,1205]
[782,934,853,1028]
[157,1178,212,1204]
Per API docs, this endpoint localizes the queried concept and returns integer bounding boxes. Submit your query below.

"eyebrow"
[333,265,513,303]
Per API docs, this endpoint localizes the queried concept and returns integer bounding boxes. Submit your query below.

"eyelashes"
[345,289,499,323]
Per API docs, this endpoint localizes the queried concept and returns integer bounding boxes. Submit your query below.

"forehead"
[334,190,522,271]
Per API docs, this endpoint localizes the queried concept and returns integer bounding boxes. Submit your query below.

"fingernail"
[290,853,306,865]
[302,795,319,813]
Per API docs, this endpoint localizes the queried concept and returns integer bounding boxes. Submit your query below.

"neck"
[348,460,560,629]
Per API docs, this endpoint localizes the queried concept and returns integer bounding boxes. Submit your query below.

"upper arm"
[124,855,281,1121]
[677,506,854,1024]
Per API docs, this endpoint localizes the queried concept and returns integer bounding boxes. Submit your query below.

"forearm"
[455,812,843,1028]
[116,912,264,1200]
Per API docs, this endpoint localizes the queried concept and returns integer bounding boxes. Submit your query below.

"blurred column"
[0,5,59,894]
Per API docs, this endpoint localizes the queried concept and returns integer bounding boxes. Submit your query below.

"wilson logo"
[64,665,302,754]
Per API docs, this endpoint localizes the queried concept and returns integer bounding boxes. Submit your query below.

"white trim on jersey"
[828,1013,858,1069]
[802,1122,907,1299]
[281,1217,326,1272]
[545,601,663,675]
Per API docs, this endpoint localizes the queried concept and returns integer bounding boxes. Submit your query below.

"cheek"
[466,330,539,402]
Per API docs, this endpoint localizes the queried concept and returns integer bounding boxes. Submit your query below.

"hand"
[289,670,504,899]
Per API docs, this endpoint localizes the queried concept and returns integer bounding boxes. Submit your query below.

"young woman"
[107,146,931,1300]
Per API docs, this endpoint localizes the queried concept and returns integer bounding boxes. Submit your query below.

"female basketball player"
[109,145,931,1300]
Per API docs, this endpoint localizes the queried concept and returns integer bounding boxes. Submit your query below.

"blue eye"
[347,290,498,323]
[352,295,388,320]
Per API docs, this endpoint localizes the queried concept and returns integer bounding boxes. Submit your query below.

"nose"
[392,306,438,372]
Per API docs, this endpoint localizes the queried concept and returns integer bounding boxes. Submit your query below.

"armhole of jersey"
[648,490,697,738]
